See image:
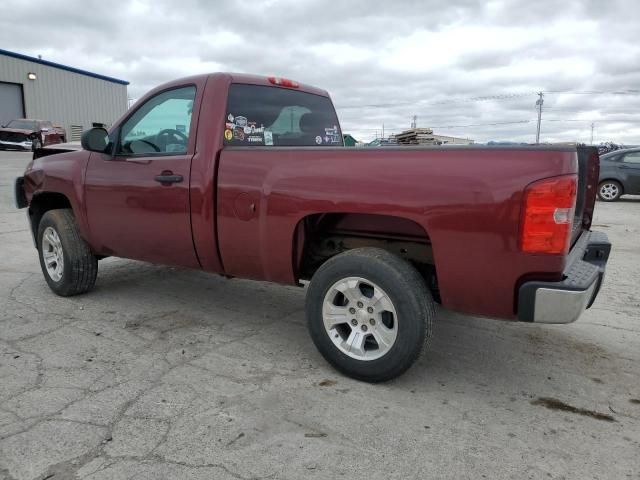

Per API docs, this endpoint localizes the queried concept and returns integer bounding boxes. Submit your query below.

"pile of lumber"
[394,128,436,145]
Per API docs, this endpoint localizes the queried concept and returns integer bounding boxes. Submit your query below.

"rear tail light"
[267,76,299,88]
[520,175,577,254]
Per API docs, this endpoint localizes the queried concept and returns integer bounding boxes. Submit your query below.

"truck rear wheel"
[305,248,434,382]
[37,209,98,296]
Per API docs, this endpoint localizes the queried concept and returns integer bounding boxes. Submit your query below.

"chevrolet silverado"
[14,73,611,381]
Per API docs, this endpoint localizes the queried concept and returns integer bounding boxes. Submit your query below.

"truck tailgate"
[572,146,600,245]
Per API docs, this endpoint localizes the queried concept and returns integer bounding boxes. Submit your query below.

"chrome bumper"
[0,139,32,150]
[518,231,611,324]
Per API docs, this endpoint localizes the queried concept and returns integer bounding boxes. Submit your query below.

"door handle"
[154,173,183,184]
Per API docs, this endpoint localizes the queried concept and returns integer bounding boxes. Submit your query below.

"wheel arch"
[28,192,73,246]
[292,212,440,301]
[599,178,624,191]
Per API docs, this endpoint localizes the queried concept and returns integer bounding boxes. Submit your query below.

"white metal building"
[0,49,128,141]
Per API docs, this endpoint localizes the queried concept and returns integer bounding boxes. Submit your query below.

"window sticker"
[264,130,273,146]
[224,113,267,144]
[315,135,323,145]
[233,129,245,141]
[324,125,341,144]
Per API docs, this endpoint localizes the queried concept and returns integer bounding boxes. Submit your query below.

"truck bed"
[216,145,581,319]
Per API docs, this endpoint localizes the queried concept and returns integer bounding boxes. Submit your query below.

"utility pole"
[411,115,417,129]
[382,123,385,139]
[590,122,594,145]
[535,92,544,144]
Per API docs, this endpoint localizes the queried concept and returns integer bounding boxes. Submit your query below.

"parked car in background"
[0,119,66,151]
[598,148,640,201]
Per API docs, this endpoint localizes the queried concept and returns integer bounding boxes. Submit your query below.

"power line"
[543,89,640,95]
[337,92,535,110]
[354,120,533,131]
[352,116,640,132]
[337,89,640,111]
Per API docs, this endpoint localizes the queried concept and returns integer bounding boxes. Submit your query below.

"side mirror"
[40,127,49,132]
[81,127,109,153]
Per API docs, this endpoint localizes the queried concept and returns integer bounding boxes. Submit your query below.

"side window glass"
[622,152,640,164]
[118,86,195,155]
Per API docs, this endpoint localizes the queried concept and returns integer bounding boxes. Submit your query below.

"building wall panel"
[0,53,127,139]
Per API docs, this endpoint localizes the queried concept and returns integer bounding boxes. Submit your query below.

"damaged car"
[0,119,66,151]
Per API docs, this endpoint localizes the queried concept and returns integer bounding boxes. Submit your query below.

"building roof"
[0,48,129,86]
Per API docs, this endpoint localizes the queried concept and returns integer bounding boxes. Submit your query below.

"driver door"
[84,85,200,268]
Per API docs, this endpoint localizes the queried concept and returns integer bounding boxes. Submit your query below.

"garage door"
[0,82,25,127]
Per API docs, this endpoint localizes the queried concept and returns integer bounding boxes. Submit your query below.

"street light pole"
[535,92,544,144]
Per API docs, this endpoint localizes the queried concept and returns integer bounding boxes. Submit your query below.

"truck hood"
[0,127,36,135]
[33,141,82,159]
[23,148,91,199]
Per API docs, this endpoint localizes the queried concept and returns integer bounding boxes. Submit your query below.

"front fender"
[23,149,92,244]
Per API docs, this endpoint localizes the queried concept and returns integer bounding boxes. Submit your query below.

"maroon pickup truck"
[1,119,66,151]
[14,73,611,381]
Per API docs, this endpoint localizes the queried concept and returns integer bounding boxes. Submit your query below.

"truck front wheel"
[37,209,98,296]
[305,248,434,382]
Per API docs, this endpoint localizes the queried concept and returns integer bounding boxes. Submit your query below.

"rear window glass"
[224,84,343,147]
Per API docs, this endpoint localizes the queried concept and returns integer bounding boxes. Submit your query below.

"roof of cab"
[223,73,330,97]
[143,72,329,98]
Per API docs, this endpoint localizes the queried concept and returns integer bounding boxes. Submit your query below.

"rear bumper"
[518,231,611,323]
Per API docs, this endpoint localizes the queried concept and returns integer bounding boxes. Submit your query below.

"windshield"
[7,120,38,130]
[6,120,38,130]
[224,84,342,147]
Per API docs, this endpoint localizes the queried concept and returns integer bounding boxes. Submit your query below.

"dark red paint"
[21,73,592,320]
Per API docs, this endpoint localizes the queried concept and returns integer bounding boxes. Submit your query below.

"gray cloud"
[2,0,639,144]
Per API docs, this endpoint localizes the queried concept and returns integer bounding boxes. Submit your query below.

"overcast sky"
[2,0,639,144]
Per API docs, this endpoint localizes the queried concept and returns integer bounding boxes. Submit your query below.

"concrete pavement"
[0,150,639,480]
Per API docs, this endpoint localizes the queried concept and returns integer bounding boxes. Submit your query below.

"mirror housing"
[81,127,110,153]
[40,128,49,132]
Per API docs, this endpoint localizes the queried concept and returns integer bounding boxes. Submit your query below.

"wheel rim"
[42,226,64,281]
[322,277,398,361]
[600,183,619,200]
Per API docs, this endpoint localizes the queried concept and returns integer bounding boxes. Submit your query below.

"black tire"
[37,209,98,296]
[306,248,434,382]
[32,138,42,151]
[597,180,623,202]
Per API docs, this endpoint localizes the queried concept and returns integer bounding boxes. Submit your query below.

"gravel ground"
[0,150,639,480]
